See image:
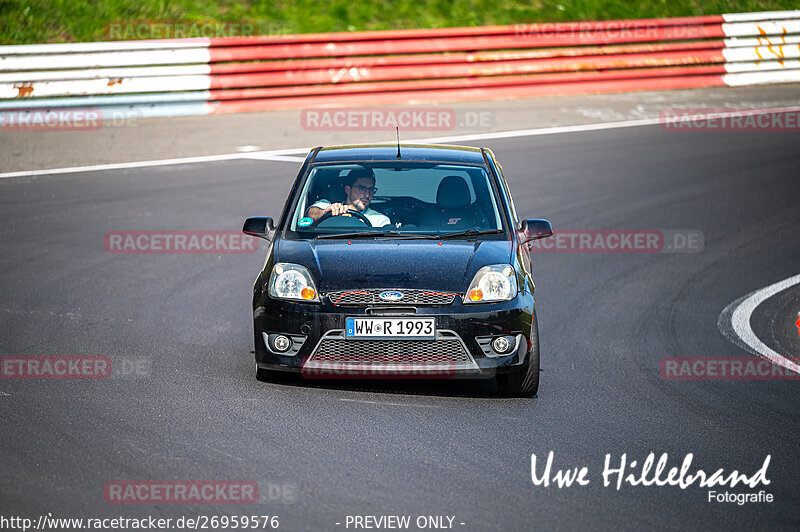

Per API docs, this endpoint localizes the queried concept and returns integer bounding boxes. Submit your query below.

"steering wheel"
[313,209,373,227]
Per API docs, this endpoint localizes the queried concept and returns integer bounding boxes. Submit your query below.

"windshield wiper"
[316,229,503,240]
[436,229,504,239]
[317,230,396,239]
[317,230,444,240]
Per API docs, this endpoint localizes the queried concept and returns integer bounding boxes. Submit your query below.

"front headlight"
[268,263,320,302]
[464,264,517,304]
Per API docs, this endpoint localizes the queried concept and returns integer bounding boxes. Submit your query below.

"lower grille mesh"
[312,339,470,365]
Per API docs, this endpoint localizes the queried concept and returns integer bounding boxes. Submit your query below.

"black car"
[243,143,552,396]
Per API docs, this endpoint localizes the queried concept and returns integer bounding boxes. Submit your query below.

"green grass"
[1,0,797,44]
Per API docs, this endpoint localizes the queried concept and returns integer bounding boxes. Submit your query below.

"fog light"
[492,336,514,354]
[272,335,292,352]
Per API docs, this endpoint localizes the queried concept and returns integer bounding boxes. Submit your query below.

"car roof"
[312,143,487,165]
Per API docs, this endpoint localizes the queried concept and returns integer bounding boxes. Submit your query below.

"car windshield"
[287,162,506,238]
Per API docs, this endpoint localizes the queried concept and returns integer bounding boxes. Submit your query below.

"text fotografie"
[530,452,771,490]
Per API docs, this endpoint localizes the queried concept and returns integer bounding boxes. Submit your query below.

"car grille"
[327,289,457,307]
[303,331,479,375]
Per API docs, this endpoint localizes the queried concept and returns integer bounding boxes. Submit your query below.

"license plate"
[346,317,435,339]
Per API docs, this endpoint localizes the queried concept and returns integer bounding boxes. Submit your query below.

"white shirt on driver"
[311,199,391,227]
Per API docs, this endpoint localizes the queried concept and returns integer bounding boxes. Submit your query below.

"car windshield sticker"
[298,217,314,227]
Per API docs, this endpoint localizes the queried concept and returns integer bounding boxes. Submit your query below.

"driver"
[306,167,391,227]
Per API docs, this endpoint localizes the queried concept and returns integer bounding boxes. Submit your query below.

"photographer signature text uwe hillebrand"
[530,451,771,490]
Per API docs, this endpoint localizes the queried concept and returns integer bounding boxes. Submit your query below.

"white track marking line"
[0,148,308,179]
[718,274,800,375]
[406,117,663,143]
[4,106,800,180]
[241,153,307,163]
[410,106,800,144]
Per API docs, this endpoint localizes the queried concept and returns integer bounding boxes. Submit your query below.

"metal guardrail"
[0,10,798,120]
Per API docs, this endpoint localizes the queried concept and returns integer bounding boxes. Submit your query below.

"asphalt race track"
[1,123,799,530]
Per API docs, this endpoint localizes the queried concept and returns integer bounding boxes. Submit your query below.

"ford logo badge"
[379,291,404,302]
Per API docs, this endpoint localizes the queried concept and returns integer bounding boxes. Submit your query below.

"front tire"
[495,313,540,397]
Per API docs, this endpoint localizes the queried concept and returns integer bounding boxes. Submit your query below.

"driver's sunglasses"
[352,185,378,195]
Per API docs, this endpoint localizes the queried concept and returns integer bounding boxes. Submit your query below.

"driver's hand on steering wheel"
[328,203,354,216]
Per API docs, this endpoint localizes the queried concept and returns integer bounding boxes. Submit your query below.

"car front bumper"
[253,291,535,379]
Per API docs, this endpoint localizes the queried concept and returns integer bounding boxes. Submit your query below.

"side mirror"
[520,219,553,244]
[243,217,274,240]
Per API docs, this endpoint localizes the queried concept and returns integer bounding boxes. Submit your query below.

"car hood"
[275,238,513,293]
